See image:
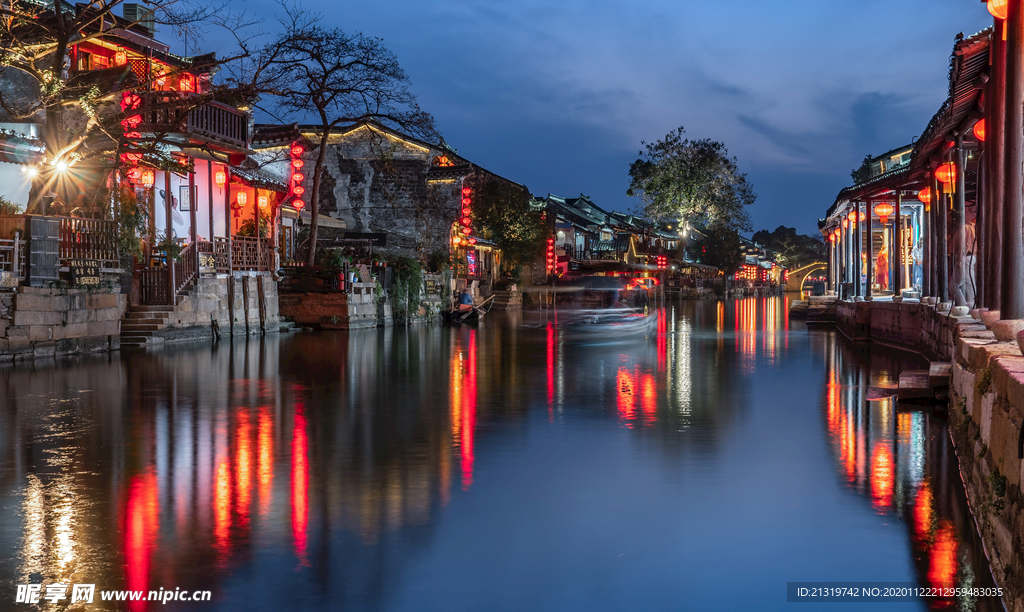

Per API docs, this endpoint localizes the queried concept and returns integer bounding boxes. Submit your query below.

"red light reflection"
[291,404,309,567]
[124,471,158,611]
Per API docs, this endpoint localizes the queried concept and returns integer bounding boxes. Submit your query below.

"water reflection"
[0,298,1002,611]
[817,334,999,610]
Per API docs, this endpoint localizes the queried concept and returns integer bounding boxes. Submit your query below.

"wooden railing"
[231,235,271,271]
[139,266,169,305]
[199,240,228,274]
[137,93,249,149]
[59,217,118,263]
[173,241,197,297]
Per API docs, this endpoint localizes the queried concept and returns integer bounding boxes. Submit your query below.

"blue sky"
[211,0,992,235]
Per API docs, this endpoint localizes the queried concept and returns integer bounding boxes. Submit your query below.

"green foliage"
[0,196,23,215]
[380,252,424,325]
[237,210,271,238]
[317,248,350,269]
[627,126,754,232]
[696,225,744,276]
[155,231,183,262]
[426,249,450,274]
[989,469,1007,498]
[114,185,149,262]
[975,367,991,396]
[751,225,827,269]
[471,178,547,268]
[850,154,873,184]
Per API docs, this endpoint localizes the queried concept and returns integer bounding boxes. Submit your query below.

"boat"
[446,295,495,325]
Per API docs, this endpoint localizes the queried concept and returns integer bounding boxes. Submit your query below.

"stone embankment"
[836,300,1024,612]
[0,286,126,360]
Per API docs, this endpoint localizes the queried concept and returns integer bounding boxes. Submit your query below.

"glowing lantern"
[258,195,268,208]
[291,145,304,157]
[462,227,472,235]
[462,187,472,196]
[141,169,155,188]
[988,0,1008,20]
[935,162,957,184]
[461,217,472,226]
[974,119,986,142]
[293,185,305,196]
[214,170,227,187]
[462,197,472,206]
[292,173,304,183]
[236,192,248,206]
[292,199,305,211]
[452,236,461,246]
[917,186,932,205]
[120,93,142,111]
[114,50,127,66]
[292,159,304,169]
[126,167,142,182]
[843,219,849,229]
[829,233,836,243]
[874,202,895,225]
[468,238,477,245]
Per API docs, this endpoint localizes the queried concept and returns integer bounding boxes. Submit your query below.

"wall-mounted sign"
[67,259,100,287]
[425,278,438,294]
[199,252,217,276]
[466,249,477,276]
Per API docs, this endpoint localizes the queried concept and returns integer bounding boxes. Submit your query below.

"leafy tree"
[627,126,754,232]
[250,4,436,265]
[0,0,248,210]
[696,225,743,276]
[752,225,827,268]
[850,154,873,184]
[471,178,546,277]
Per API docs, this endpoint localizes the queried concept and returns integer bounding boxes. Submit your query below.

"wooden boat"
[446,295,495,325]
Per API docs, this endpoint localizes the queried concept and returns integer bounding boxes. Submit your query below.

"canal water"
[0,297,1003,611]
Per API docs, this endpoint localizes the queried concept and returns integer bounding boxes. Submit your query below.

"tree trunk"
[306,132,330,266]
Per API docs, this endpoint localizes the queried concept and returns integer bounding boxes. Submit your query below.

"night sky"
[215,0,992,235]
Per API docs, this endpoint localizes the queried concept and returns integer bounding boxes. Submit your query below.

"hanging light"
[461,227,472,235]
[874,202,895,225]
[258,195,269,208]
[843,219,849,229]
[461,217,472,226]
[452,236,461,246]
[468,238,477,245]
[988,0,1008,20]
[935,162,957,184]
[291,145,304,157]
[114,50,127,66]
[917,186,932,205]
[293,185,305,196]
[292,199,305,211]
[214,170,227,187]
[829,233,836,243]
[292,159,304,169]
[141,169,155,188]
[973,119,986,142]
[236,192,248,206]
[292,173,304,183]
[126,167,142,183]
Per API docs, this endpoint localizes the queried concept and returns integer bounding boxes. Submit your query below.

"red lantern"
[935,162,957,184]
[126,166,142,182]
[988,0,1008,20]
[236,192,248,206]
[179,75,194,92]
[460,217,471,226]
[114,50,127,66]
[292,199,305,211]
[462,197,471,206]
[843,219,849,229]
[468,238,477,245]
[917,186,932,205]
[292,173,305,183]
[829,233,836,243]
[974,119,986,142]
[214,170,227,187]
[292,159,304,169]
[291,145,304,157]
[462,187,471,196]
[874,202,895,225]
[462,227,472,235]
[293,185,305,196]
[141,169,155,188]
[120,93,142,111]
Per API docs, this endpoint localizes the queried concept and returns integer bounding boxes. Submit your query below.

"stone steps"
[120,304,175,346]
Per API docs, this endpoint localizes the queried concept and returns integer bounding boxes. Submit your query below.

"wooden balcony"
[136,93,250,150]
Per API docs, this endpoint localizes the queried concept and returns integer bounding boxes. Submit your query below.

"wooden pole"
[165,170,175,304]
[1004,0,1024,319]
[866,198,873,299]
[989,23,1006,310]
[923,189,931,297]
[189,169,197,277]
[938,176,949,304]
[977,146,986,307]
[856,201,863,297]
[225,168,233,273]
[953,137,967,307]
[895,191,903,295]
[207,160,215,245]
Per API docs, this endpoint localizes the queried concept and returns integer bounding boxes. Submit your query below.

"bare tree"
[249,3,437,265]
[0,0,256,208]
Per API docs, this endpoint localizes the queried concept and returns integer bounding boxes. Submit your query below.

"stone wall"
[147,273,281,342]
[0,286,126,361]
[836,299,1024,611]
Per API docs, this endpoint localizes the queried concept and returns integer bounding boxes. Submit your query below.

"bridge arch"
[785,262,827,292]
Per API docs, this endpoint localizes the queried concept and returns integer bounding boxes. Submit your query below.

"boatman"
[458,289,474,312]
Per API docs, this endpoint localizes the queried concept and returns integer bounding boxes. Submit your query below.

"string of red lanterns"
[290,144,306,211]
[453,185,476,247]
[546,237,555,274]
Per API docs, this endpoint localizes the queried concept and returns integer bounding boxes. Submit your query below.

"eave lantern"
[114,50,127,66]
[917,186,933,206]
[214,169,227,187]
[236,192,248,206]
[141,169,155,188]
[935,162,957,185]
[973,119,986,142]
[874,202,895,225]
[988,0,1008,20]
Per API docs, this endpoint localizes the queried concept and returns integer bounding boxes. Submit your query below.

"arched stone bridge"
[785,262,827,292]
